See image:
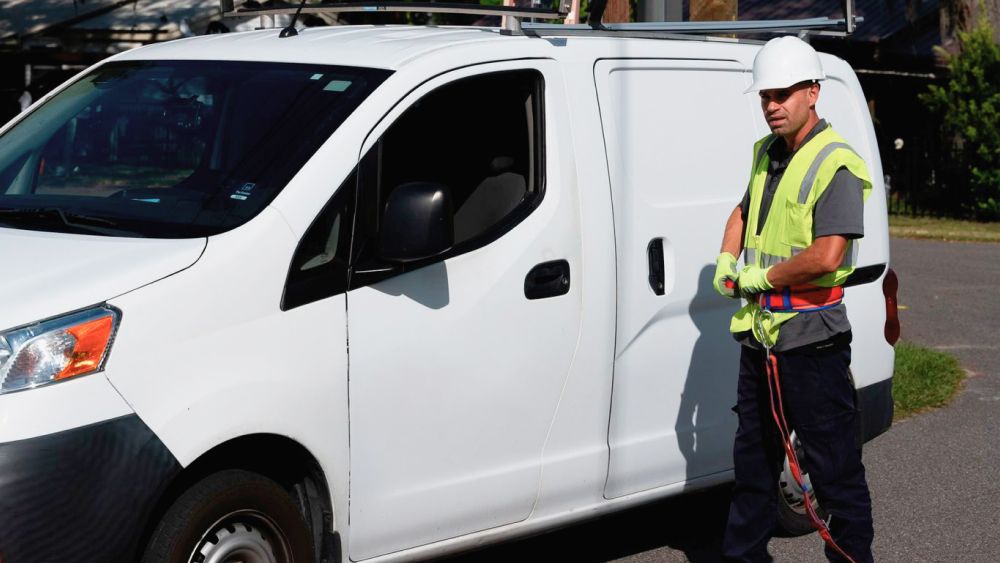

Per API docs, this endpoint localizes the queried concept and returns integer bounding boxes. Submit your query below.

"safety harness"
[756,284,844,312]
[754,285,857,563]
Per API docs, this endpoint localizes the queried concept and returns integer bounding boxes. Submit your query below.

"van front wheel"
[142,469,315,563]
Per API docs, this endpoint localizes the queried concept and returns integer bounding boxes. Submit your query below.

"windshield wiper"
[0,207,143,237]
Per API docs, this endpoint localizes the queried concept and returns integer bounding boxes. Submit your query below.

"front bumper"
[0,415,180,562]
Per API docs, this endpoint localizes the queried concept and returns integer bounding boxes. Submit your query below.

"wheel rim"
[779,432,820,516]
[189,509,293,563]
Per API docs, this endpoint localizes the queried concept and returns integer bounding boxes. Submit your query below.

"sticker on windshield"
[230,182,256,201]
[324,80,352,92]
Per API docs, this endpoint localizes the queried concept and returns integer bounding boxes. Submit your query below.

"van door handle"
[524,259,570,300]
[647,238,665,295]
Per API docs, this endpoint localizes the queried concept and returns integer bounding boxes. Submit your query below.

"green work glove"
[737,265,774,297]
[713,252,739,298]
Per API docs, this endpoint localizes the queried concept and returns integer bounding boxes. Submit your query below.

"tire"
[142,469,316,563]
[776,432,828,536]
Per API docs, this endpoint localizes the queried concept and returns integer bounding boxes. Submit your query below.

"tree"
[921,8,1000,219]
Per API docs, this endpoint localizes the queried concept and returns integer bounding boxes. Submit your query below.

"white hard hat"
[745,36,826,93]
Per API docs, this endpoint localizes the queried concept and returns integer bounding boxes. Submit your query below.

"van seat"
[454,156,526,243]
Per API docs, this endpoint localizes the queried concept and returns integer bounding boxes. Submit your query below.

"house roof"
[738,0,941,56]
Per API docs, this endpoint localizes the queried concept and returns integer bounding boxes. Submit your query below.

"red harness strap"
[763,350,858,563]
[758,284,845,312]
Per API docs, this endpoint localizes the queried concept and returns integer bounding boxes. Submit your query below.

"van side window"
[282,169,356,310]
[351,70,544,286]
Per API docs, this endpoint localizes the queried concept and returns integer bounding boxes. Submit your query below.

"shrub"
[920,10,1000,220]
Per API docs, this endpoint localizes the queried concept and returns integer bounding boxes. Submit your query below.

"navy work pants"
[721,342,874,563]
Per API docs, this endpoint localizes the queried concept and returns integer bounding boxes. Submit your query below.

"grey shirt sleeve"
[739,188,750,221]
[813,167,865,239]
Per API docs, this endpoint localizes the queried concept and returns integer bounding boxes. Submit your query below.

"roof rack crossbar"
[522,16,863,37]
[845,0,856,34]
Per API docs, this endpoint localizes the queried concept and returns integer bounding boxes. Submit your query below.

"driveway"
[444,237,1000,562]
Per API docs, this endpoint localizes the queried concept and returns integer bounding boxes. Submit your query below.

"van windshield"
[0,60,390,238]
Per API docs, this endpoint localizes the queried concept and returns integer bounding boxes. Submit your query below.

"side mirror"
[379,181,454,263]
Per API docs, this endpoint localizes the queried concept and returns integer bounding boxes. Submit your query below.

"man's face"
[759,82,819,137]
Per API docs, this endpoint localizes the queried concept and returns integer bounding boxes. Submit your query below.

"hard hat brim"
[744,77,824,94]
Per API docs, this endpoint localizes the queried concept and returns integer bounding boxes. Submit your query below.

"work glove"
[737,265,774,297]
[713,252,739,298]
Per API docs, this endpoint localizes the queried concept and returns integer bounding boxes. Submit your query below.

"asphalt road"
[443,237,1000,562]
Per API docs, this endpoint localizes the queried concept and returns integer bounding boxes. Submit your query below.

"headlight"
[0,306,120,395]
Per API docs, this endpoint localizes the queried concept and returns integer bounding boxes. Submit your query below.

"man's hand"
[714,252,739,298]
[737,265,774,297]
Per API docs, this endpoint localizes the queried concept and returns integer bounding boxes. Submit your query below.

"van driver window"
[352,69,544,276]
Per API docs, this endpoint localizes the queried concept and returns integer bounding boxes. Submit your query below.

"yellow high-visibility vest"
[731,125,872,344]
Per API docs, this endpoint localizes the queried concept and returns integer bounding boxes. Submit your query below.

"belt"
[758,284,844,312]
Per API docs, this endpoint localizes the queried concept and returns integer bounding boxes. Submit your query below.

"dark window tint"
[351,69,544,284]
[283,170,356,310]
[0,60,390,238]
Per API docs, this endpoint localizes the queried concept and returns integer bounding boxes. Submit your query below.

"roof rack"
[221,1,571,33]
[219,0,861,37]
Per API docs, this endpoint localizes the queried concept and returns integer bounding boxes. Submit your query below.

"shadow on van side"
[676,266,742,490]
[440,484,732,563]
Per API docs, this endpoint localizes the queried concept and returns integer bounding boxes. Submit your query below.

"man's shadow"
[675,265,741,488]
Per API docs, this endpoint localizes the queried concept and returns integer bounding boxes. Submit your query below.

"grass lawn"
[889,215,1000,243]
[892,341,966,420]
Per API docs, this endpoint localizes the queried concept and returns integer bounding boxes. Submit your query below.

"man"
[713,36,874,563]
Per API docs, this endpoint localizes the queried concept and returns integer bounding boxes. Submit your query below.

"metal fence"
[881,131,952,218]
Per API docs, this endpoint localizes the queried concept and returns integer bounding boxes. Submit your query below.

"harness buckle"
[753,308,776,351]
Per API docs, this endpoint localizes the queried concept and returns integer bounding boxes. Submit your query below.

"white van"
[0,4,897,562]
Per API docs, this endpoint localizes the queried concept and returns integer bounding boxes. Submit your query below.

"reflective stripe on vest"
[797,142,858,204]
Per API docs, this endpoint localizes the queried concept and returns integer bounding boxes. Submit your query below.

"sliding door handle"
[648,238,665,295]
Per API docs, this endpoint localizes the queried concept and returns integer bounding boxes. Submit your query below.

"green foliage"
[920,10,1000,219]
[889,214,1000,242]
[892,341,965,420]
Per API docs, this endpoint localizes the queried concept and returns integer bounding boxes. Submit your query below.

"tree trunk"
[968,0,1000,40]
[941,0,1000,55]
[604,0,631,24]
[690,0,738,22]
